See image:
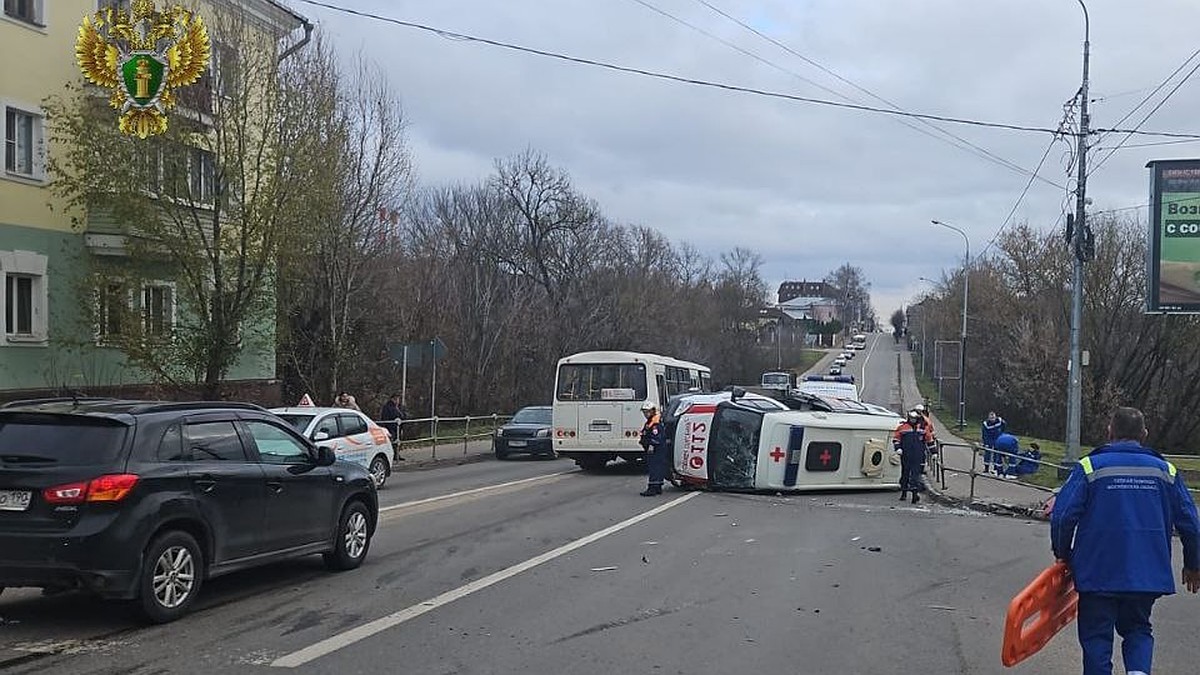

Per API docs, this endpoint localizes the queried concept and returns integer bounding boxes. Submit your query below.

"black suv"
[0,398,378,623]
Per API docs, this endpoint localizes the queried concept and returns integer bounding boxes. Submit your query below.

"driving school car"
[271,407,394,488]
[668,389,902,491]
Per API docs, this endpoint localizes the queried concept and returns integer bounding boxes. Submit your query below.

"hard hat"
[914,403,927,413]
[907,410,921,422]
[641,402,657,412]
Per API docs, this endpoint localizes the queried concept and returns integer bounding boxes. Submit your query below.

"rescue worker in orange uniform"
[893,410,936,504]
[639,402,668,496]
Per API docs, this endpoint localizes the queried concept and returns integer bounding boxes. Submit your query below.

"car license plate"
[509,440,528,448]
[0,490,32,512]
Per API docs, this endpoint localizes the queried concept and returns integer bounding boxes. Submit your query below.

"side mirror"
[314,445,336,466]
[730,386,746,401]
[313,430,330,442]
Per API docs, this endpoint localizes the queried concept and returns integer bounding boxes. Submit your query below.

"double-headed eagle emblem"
[76,0,211,138]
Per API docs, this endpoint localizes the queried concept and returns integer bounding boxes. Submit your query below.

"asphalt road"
[3,338,1198,674]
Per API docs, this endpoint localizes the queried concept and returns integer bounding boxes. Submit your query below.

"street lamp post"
[932,220,969,429]
[917,277,937,378]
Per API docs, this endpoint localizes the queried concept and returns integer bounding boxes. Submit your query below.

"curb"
[925,482,1050,520]
[391,452,493,473]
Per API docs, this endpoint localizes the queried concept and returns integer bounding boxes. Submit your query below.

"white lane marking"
[379,470,576,513]
[271,491,700,668]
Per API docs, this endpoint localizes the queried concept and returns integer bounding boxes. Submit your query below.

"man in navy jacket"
[981,411,1006,474]
[1051,407,1200,675]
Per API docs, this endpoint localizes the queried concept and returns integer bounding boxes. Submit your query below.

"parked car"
[829,366,843,376]
[0,398,378,623]
[272,407,394,488]
[833,357,847,368]
[494,406,555,460]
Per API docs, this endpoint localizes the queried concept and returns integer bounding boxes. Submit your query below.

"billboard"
[1147,159,1200,313]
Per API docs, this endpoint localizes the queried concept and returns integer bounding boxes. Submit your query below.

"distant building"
[777,280,834,304]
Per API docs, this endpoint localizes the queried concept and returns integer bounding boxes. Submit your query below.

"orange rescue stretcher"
[1001,560,1078,667]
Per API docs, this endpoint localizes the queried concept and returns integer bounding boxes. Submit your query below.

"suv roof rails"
[1,396,118,409]
[128,401,268,414]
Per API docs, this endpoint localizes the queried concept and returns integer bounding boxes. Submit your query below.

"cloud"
[294,0,1200,319]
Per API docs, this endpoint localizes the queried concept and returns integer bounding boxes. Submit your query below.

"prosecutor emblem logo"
[76,0,210,138]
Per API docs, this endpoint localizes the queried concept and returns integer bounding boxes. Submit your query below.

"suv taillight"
[43,474,140,505]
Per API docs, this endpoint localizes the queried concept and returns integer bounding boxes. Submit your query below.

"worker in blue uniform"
[981,410,1006,474]
[1051,406,1200,675]
[639,402,668,496]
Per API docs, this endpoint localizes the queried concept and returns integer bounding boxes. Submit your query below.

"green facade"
[0,221,275,394]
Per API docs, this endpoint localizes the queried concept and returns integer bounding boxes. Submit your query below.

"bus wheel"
[577,456,608,472]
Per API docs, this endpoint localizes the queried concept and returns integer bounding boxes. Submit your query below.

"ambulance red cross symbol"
[819,449,833,466]
[770,447,785,462]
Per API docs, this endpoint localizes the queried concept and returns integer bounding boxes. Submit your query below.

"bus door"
[707,404,764,490]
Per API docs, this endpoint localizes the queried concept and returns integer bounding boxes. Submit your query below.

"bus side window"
[656,374,667,408]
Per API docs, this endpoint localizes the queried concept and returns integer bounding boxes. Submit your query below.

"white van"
[795,375,859,401]
[670,389,901,491]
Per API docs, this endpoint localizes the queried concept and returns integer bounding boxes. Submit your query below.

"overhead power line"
[682,0,1067,190]
[293,0,1140,139]
[978,96,1078,258]
[1089,49,1200,176]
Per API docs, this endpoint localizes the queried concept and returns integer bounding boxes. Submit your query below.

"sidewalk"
[895,345,1054,516]
[391,439,495,471]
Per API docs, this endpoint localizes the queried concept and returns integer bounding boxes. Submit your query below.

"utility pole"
[1065,0,1090,466]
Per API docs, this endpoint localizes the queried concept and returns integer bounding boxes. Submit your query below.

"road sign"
[387,338,447,368]
[1146,159,1200,313]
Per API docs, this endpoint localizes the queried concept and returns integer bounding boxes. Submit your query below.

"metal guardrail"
[930,441,1200,501]
[373,414,512,461]
[931,440,1067,503]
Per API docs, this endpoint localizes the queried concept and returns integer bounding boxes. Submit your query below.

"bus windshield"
[556,363,648,401]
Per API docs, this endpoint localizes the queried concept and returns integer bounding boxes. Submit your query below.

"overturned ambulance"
[665,389,903,492]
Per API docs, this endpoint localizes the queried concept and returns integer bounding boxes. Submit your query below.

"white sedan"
[271,407,394,488]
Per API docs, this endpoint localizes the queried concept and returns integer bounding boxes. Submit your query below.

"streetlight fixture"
[931,220,969,429]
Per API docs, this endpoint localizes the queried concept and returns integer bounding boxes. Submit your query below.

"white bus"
[552,351,712,471]
[850,333,868,349]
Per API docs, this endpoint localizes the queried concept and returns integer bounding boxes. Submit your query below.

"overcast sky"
[288,0,1200,319]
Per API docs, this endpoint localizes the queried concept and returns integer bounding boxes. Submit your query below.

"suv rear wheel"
[324,501,372,571]
[138,530,203,623]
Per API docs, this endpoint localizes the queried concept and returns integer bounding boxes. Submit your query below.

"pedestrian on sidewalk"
[379,393,407,462]
[335,391,362,412]
[981,410,1006,474]
[638,402,668,497]
[1051,406,1200,675]
[893,410,935,504]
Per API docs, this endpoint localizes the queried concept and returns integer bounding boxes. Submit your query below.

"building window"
[213,43,239,100]
[190,148,215,203]
[0,250,49,344]
[5,106,42,179]
[5,274,33,336]
[97,0,130,9]
[96,282,127,341]
[142,284,174,337]
[3,0,42,26]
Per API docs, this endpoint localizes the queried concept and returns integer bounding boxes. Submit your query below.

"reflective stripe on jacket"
[892,421,934,460]
[981,418,1005,446]
[1051,441,1200,594]
[640,414,665,451]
